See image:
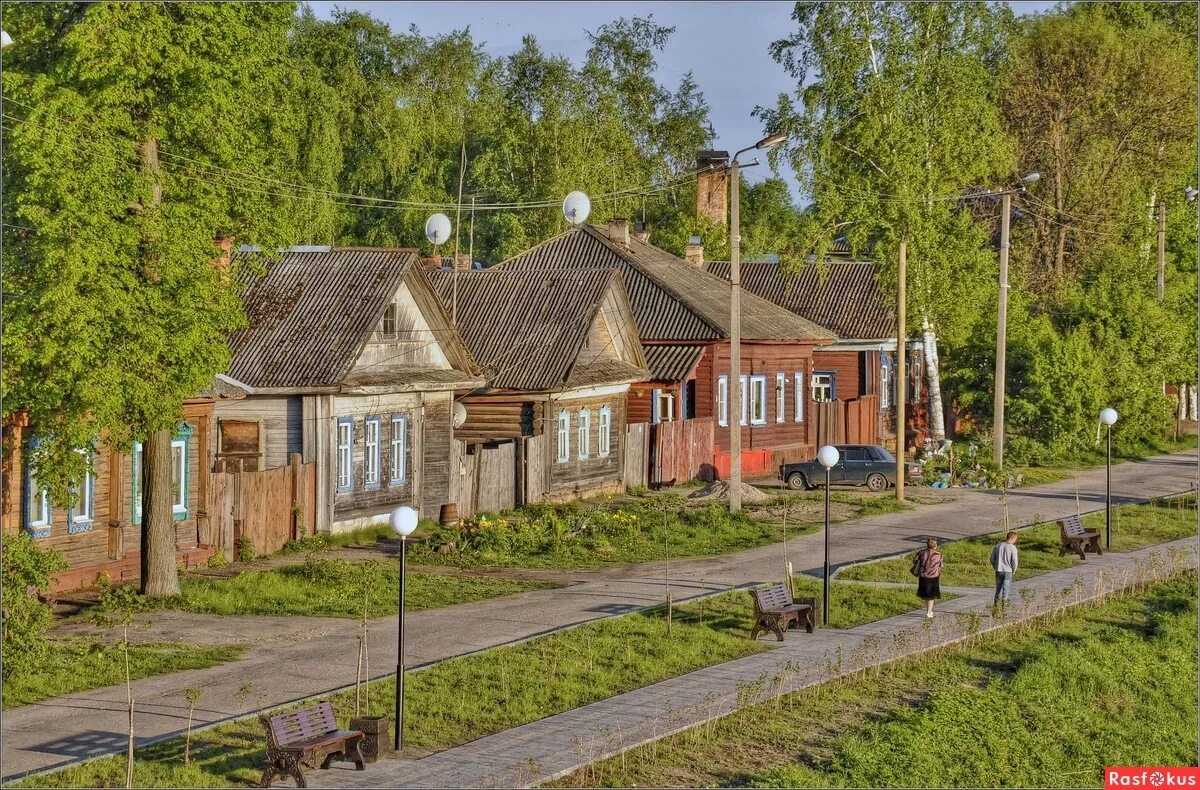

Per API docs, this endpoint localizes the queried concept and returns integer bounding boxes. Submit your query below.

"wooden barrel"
[439,503,459,525]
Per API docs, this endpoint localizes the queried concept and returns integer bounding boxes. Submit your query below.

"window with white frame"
[879,357,892,410]
[132,442,143,523]
[336,419,353,492]
[598,406,612,457]
[69,449,95,531]
[171,437,188,515]
[379,302,397,338]
[717,376,729,426]
[26,460,50,533]
[749,375,767,425]
[390,415,407,485]
[557,410,570,462]
[577,408,591,460]
[794,372,804,422]
[364,417,381,488]
[776,373,786,423]
[739,375,749,426]
[811,372,836,402]
[651,389,674,424]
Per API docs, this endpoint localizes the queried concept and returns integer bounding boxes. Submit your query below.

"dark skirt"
[917,575,941,600]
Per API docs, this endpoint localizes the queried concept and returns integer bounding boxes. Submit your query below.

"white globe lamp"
[1099,407,1118,426]
[390,505,418,538]
[817,445,840,469]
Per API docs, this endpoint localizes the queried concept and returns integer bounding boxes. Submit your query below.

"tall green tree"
[2,2,335,595]
[759,1,1015,444]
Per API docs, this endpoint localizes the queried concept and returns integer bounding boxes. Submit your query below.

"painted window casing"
[577,408,591,460]
[651,389,674,424]
[749,375,768,426]
[390,414,408,485]
[556,410,570,463]
[794,372,805,422]
[717,376,729,427]
[775,373,786,423]
[68,448,96,534]
[336,418,353,493]
[811,371,836,403]
[598,406,612,457]
[880,356,893,410]
[364,416,382,489]
[131,422,193,523]
[379,302,397,338]
[23,438,50,538]
[739,375,749,426]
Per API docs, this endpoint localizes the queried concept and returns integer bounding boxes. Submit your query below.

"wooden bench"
[259,701,365,788]
[749,584,818,641]
[1059,515,1102,560]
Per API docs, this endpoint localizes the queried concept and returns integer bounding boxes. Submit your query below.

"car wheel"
[786,472,809,491]
[866,473,888,492]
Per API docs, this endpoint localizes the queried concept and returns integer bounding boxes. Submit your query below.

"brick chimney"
[454,253,471,271]
[607,218,630,246]
[421,255,442,269]
[685,236,704,268]
[632,223,651,243]
[696,150,730,227]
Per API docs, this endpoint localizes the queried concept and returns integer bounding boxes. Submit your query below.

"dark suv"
[778,445,921,492]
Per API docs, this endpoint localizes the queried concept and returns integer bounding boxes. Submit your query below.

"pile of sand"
[688,480,773,504]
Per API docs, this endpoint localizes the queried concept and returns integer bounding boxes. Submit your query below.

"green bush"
[235,537,254,563]
[1,534,67,679]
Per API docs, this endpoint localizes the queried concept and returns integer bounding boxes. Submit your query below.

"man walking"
[990,531,1019,606]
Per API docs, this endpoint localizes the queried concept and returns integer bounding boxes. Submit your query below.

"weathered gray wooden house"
[221,247,483,532]
[426,267,648,504]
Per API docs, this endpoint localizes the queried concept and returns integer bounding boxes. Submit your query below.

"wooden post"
[729,159,743,511]
[896,238,907,502]
[231,458,244,555]
[290,452,302,540]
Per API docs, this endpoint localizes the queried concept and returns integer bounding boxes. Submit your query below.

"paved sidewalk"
[1,450,1195,780]
[311,537,1199,789]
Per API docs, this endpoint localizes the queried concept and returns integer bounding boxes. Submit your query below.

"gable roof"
[228,248,473,390]
[496,225,835,343]
[643,344,705,382]
[425,267,647,391]
[705,260,894,341]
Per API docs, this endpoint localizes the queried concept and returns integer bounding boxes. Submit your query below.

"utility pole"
[993,192,1011,467]
[896,238,906,501]
[729,156,743,511]
[1157,200,1166,300]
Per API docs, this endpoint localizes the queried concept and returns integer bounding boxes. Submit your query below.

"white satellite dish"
[425,213,452,246]
[452,401,468,429]
[563,191,591,225]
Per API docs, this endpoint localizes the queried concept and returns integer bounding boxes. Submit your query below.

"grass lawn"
[553,573,1198,788]
[407,492,908,570]
[15,582,928,788]
[2,641,244,709]
[838,497,1197,587]
[141,558,554,618]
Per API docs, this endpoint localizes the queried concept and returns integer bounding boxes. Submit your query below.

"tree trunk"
[140,428,180,597]
[921,317,946,444]
[1179,384,1189,421]
[1189,383,1198,422]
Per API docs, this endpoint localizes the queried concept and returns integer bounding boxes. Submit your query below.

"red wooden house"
[497,220,836,478]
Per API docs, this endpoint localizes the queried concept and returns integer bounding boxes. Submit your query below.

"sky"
[308,1,1058,199]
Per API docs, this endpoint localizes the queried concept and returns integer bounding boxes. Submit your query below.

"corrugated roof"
[497,225,834,342]
[705,260,894,340]
[643,344,704,382]
[426,268,633,391]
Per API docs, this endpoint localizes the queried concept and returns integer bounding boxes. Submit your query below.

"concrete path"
[310,537,1200,789]
[2,450,1195,781]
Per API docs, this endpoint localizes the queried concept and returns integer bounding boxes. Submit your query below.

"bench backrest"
[753,584,793,612]
[1060,515,1087,537]
[269,702,338,747]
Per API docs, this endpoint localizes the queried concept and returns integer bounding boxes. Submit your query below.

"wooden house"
[426,266,649,503]
[706,259,929,450]
[2,376,249,592]
[496,220,836,477]
[221,247,483,533]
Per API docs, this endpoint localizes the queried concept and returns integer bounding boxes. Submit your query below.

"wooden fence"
[650,417,715,485]
[624,423,649,489]
[209,453,316,557]
[813,396,881,448]
[449,440,519,518]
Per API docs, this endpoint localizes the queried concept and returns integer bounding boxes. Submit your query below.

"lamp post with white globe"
[817,445,840,625]
[390,505,418,751]
[1099,408,1118,549]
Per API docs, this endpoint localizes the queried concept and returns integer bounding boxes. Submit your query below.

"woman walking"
[913,537,943,618]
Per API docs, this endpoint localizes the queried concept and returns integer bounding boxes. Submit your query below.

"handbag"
[909,551,921,577]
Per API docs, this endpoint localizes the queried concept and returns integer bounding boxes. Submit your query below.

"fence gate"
[651,417,715,485]
[212,453,316,557]
[624,423,649,489]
